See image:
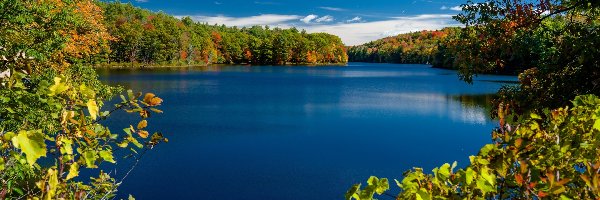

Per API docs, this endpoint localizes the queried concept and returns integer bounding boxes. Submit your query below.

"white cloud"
[181,13,461,46]
[315,15,334,23]
[184,14,301,27]
[441,5,462,11]
[319,6,347,11]
[134,0,148,2]
[450,6,462,11]
[214,1,222,5]
[304,14,461,45]
[347,16,362,23]
[300,14,318,24]
[254,1,280,5]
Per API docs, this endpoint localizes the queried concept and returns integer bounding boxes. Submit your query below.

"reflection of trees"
[451,94,497,118]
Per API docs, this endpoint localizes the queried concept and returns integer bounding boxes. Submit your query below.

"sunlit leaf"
[99,150,116,163]
[46,168,59,200]
[48,77,69,96]
[82,150,98,168]
[66,163,79,180]
[465,167,475,185]
[137,120,147,129]
[11,130,46,166]
[87,100,99,120]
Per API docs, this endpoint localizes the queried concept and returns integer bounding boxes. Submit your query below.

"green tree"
[0,0,167,198]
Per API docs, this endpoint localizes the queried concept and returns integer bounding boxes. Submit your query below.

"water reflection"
[338,92,496,125]
[98,63,516,200]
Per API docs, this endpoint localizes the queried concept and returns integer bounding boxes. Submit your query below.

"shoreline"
[92,62,349,69]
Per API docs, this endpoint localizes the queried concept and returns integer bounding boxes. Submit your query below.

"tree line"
[95,2,347,66]
[347,28,459,65]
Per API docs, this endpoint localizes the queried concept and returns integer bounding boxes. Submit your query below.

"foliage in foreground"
[0,0,167,198]
[347,95,600,199]
[452,0,600,111]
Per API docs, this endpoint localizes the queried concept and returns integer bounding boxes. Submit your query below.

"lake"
[97,63,516,199]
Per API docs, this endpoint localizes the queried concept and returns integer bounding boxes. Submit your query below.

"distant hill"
[347,27,460,66]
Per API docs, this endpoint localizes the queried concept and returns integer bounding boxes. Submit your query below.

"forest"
[347,27,459,65]
[97,2,348,66]
[1,0,600,199]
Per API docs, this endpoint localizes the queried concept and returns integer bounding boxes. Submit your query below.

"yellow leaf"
[143,93,156,104]
[137,130,149,139]
[11,130,47,166]
[66,163,79,180]
[59,137,73,155]
[137,120,148,129]
[593,119,600,131]
[46,168,58,200]
[87,100,99,120]
[49,77,69,96]
[144,93,163,106]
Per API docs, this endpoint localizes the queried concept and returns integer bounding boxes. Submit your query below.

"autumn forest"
[1,0,600,199]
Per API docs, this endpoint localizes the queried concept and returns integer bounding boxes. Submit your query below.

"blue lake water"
[97,63,516,199]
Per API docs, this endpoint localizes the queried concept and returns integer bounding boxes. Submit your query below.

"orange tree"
[0,0,166,198]
[452,0,600,110]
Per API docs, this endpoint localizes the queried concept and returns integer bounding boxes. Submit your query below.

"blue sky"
[124,0,468,45]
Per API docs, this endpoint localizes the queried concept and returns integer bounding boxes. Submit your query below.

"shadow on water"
[476,80,519,84]
[450,93,497,119]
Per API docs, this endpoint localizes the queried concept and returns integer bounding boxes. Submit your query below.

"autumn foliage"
[348,28,458,64]
[99,2,347,66]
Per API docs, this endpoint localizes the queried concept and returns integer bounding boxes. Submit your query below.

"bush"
[347,95,600,199]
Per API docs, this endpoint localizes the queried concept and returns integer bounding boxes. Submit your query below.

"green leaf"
[59,137,73,155]
[465,167,475,185]
[99,150,116,163]
[128,136,143,149]
[375,178,389,195]
[117,140,129,148]
[345,184,361,200]
[476,178,495,194]
[82,150,98,168]
[416,188,431,200]
[481,168,495,186]
[127,89,134,100]
[123,127,132,136]
[560,194,572,200]
[48,77,69,96]
[11,130,47,166]
[367,176,378,186]
[593,119,600,131]
[437,163,451,180]
[530,113,542,120]
[479,144,495,156]
[0,158,5,171]
[79,84,96,98]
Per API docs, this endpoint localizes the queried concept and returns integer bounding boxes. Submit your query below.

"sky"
[123,0,468,45]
